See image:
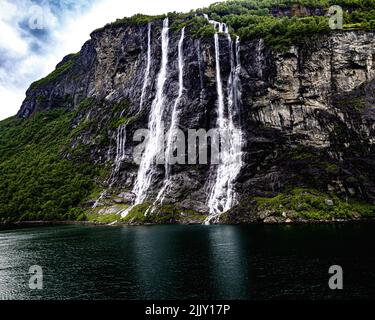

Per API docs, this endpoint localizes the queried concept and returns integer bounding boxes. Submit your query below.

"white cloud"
[0,0,221,120]
[54,0,221,59]
[0,86,26,120]
[0,21,28,56]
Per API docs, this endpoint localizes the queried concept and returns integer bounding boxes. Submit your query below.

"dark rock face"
[238,32,375,201]
[16,22,375,221]
[270,5,325,17]
[18,41,97,118]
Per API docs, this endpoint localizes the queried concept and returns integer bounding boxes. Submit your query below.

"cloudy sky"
[0,0,221,120]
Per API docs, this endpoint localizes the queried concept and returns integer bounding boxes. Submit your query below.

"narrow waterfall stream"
[100,16,243,220]
[152,27,186,209]
[94,21,154,209]
[113,123,127,175]
[123,17,170,216]
[205,17,244,224]
[197,39,205,110]
[114,22,152,183]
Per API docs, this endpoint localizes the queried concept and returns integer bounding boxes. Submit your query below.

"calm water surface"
[0,224,374,300]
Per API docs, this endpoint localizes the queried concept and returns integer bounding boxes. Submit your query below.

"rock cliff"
[15,17,375,223]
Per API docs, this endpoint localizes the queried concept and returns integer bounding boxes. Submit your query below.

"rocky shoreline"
[2,1,375,227]
[13,26,375,224]
[1,217,375,229]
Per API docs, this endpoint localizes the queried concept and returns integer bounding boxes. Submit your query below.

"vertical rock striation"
[16,19,375,221]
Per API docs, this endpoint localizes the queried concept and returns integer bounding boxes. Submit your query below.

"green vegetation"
[0,108,104,222]
[92,13,166,34]
[252,187,375,220]
[92,1,375,49]
[339,96,367,112]
[4,1,375,224]
[107,100,131,129]
[121,203,206,224]
[121,203,181,224]
[121,203,152,223]
[326,163,339,174]
[105,99,147,129]
[290,145,317,161]
[87,213,120,223]
[36,95,48,103]
[31,55,78,89]
[170,16,218,38]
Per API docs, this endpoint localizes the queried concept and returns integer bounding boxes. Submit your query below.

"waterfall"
[130,17,170,210]
[153,27,186,207]
[203,14,229,33]
[197,39,205,109]
[164,27,185,180]
[114,123,127,174]
[108,24,152,189]
[213,31,225,130]
[205,18,244,223]
[94,109,127,205]
[93,190,107,209]
[110,23,151,187]
[121,16,243,219]
[256,39,264,79]
[139,22,152,112]
[108,110,128,187]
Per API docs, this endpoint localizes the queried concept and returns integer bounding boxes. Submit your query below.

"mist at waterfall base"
[1,224,375,300]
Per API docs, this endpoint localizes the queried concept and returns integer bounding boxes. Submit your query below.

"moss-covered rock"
[121,203,207,224]
[31,56,78,89]
[222,188,375,224]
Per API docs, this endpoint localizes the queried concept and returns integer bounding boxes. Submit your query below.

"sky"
[0,0,222,120]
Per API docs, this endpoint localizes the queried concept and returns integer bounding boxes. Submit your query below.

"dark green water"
[0,224,374,300]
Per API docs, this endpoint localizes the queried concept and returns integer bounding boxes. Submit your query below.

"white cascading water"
[113,123,127,176]
[197,39,205,110]
[122,17,170,217]
[107,111,127,189]
[95,22,154,211]
[93,190,107,209]
[256,39,264,79]
[153,27,186,207]
[205,17,244,224]
[109,24,153,188]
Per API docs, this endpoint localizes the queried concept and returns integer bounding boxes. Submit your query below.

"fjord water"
[0,224,374,300]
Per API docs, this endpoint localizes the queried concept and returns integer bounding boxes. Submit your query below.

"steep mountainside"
[2,0,375,224]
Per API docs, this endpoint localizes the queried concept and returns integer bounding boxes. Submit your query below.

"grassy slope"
[93,0,375,50]
[0,109,102,222]
[253,188,375,220]
[2,0,375,224]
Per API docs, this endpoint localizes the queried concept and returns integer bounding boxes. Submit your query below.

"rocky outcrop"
[16,20,375,222]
